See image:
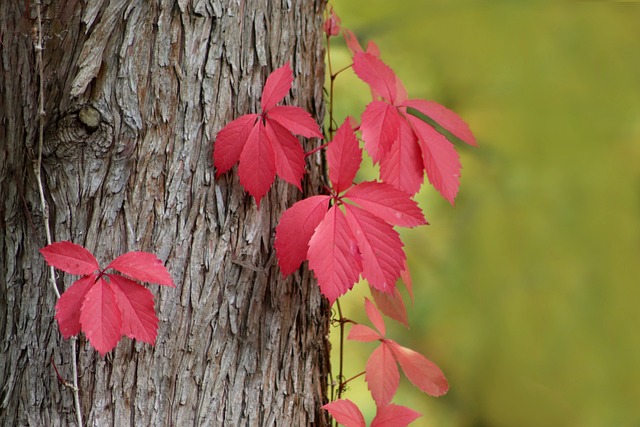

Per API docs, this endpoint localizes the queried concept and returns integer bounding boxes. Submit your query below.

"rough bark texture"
[0,0,330,425]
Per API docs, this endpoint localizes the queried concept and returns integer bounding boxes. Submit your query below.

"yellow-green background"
[327,2,640,426]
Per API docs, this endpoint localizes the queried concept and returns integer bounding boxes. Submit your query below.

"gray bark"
[0,0,330,425]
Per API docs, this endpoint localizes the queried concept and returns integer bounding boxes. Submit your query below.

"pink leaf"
[213,114,259,176]
[80,277,122,356]
[238,122,276,207]
[308,205,362,304]
[370,286,409,328]
[344,182,426,228]
[387,340,449,397]
[364,297,386,337]
[408,115,461,205]
[344,204,405,294]
[343,29,364,55]
[261,63,293,112]
[348,324,382,342]
[106,252,174,287]
[109,274,158,344]
[322,399,366,427]
[275,195,331,276]
[324,7,341,37]
[327,120,362,194]
[403,99,477,146]
[55,274,97,338]
[360,101,401,163]
[400,260,413,303]
[378,121,424,196]
[264,119,306,190]
[366,343,399,407]
[353,52,398,104]
[371,404,421,427]
[267,105,323,139]
[40,241,99,276]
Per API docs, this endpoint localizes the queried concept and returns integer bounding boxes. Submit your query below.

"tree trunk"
[1,0,330,425]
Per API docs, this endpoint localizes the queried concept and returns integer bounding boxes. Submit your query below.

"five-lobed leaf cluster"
[41,241,174,356]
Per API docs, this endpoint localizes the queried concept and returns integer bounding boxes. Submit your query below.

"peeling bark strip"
[1,0,330,425]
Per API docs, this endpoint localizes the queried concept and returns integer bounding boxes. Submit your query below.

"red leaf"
[275,195,331,276]
[370,286,409,328]
[364,297,386,337]
[387,340,449,397]
[55,274,97,338]
[343,29,364,55]
[379,121,424,196]
[109,274,158,344]
[322,399,366,427]
[360,101,401,162]
[408,115,461,205]
[106,252,174,287]
[353,52,398,104]
[403,99,477,146]
[324,7,341,37]
[327,120,362,194]
[238,122,276,207]
[267,105,323,139]
[400,260,413,303]
[344,182,426,228]
[308,205,362,304]
[348,324,382,342]
[344,204,405,294]
[80,277,122,356]
[40,241,99,276]
[213,114,259,176]
[366,343,399,407]
[264,119,306,190]
[371,404,421,427]
[261,63,293,112]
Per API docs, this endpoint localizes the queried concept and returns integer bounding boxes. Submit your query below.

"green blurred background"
[327,1,640,426]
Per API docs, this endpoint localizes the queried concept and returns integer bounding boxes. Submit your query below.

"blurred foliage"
[327,1,640,426]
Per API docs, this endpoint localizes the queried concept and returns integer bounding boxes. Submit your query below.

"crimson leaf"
[106,251,174,287]
[261,62,293,111]
[79,276,122,357]
[40,241,99,276]
[366,343,400,407]
[371,404,421,427]
[387,340,449,397]
[109,274,158,344]
[327,120,362,194]
[322,399,365,427]
[55,274,96,338]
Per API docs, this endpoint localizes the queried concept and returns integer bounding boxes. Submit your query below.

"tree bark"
[1,0,330,425]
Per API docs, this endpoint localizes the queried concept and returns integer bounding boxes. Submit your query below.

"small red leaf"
[322,399,366,427]
[348,324,382,342]
[308,205,362,304]
[408,115,462,205]
[238,122,276,207]
[80,277,122,356]
[327,120,362,194]
[264,119,306,190]
[106,252,174,287]
[366,343,399,407]
[400,260,413,302]
[364,297,386,337]
[343,182,426,228]
[275,195,331,276]
[40,241,99,276]
[109,274,158,344]
[387,340,449,397]
[353,52,398,104]
[267,105,323,139]
[371,404,421,427]
[324,7,341,37]
[261,63,293,112]
[213,114,259,176]
[343,29,364,55]
[344,204,405,294]
[55,274,97,338]
[360,101,401,163]
[370,286,409,328]
[403,99,477,146]
[378,121,424,196]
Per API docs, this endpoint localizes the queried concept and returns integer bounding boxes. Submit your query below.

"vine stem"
[33,2,83,425]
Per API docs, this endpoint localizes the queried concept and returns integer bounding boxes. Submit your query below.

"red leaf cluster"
[213,63,323,207]
[275,121,426,304]
[40,241,174,356]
